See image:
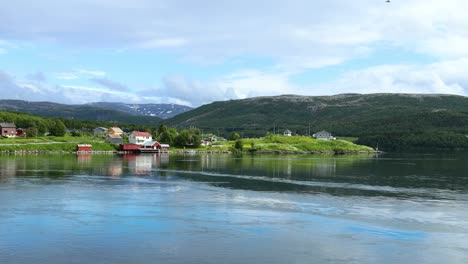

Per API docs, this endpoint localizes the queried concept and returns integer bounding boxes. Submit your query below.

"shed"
[161,144,170,151]
[141,141,162,150]
[120,143,140,151]
[76,144,92,152]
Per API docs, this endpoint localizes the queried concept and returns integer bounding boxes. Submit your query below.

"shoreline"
[0,149,382,155]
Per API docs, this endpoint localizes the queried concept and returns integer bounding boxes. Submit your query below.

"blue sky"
[1,0,468,107]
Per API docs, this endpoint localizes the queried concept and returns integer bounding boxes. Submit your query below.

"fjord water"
[0,153,467,264]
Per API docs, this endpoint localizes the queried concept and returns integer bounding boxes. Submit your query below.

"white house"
[129,131,153,145]
[283,129,292,136]
[312,130,336,140]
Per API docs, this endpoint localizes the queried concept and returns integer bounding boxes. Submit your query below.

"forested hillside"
[165,93,468,150]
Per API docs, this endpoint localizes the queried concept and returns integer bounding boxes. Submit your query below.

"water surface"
[1,152,467,263]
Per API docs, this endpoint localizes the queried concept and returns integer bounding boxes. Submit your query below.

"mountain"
[0,100,162,125]
[88,102,192,119]
[164,93,468,138]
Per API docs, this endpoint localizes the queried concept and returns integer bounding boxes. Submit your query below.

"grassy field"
[184,135,373,153]
[336,137,359,143]
[1,134,373,153]
[0,135,117,152]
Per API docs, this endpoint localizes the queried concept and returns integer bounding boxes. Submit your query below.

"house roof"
[316,130,330,134]
[131,131,152,137]
[94,127,108,131]
[107,134,122,139]
[109,127,123,133]
[161,144,170,148]
[284,129,292,133]
[0,123,16,128]
[143,140,160,147]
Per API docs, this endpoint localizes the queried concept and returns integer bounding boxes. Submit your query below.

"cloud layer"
[1,0,468,106]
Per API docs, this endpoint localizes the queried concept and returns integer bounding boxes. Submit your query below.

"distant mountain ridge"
[88,102,192,119]
[0,100,192,125]
[0,100,162,125]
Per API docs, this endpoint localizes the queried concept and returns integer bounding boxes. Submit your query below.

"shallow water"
[0,152,467,263]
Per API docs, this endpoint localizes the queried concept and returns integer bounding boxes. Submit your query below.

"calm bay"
[1,152,467,263]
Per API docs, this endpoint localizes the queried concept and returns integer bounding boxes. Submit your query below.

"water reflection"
[1,152,468,264]
[124,154,169,175]
[0,152,467,199]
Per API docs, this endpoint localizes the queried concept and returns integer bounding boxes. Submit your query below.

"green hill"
[164,93,468,150]
[0,100,162,126]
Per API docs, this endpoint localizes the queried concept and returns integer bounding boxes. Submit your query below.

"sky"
[1,0,468,107]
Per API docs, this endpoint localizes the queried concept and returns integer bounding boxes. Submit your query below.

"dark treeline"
[357,131,468,151]
[0,110,203,148]
[0,110,152,137]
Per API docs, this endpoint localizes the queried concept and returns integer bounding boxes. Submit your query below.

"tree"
[49,120,67,136]
[157,124,168,135]
[174,130,191,147]
[158,127,178,145]
[230,132,240,140]
[70,130,82,137]
[234,139,243,151]
[174,129,202,148]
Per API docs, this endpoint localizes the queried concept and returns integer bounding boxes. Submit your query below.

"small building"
[76,144,92,152]
[93,127,108,136]
[105,134,123,144]
[129,131,152,145]
[0,123,17,138]
[120,143,140,151]
[283,129,292,137]
[108,127,124,136]
[16,128,27,137]
[161,144,170,152]
[313,130,336,140]
[141,141,162,150]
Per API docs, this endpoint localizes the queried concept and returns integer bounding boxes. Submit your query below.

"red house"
[76,144,92,152]
[141,141,162,150]
[16,128,26,137]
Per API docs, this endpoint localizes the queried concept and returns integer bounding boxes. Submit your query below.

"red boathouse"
[76,144,92,152]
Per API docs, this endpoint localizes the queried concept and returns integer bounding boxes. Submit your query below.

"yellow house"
[108,127,124,136]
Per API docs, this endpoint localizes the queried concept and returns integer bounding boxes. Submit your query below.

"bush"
[234,139,243,151]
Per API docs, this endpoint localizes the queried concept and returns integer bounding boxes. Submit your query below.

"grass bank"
[175,135,374,154]
[0,135,117,152]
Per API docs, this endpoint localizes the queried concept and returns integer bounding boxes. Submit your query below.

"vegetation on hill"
[242,134,373,153]
[0,110,156,136]
[165,94,468,151]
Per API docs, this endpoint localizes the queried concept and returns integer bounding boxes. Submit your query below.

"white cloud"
[54,69,106,80]
[3,0,468,66]
[54,72,80,80]
[2,1,468,106]
[316,59,468,96]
